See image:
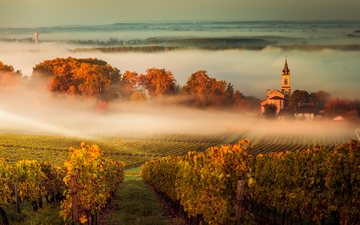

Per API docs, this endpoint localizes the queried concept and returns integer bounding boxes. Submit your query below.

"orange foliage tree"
[181,70,257,109]
[119,71,143,100]
[0,61,22,87]
[182,70,228,107]
[324,98,360,119]
[33,57,121,98]
[0,61,15,73]
[138,68,177,97]
[119,68,176,100]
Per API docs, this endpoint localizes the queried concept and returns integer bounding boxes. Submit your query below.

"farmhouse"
[293,103,320,120]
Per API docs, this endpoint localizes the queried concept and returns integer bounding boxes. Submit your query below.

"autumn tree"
[181,70,228,107]
[138,68,177,97]
[289,90,310,110]
[0,61,15,73]
[309,90,332,109]
[233,91,260,111]
[324,98,360,119]
[181,70,260,109]
[130,91,147,102]
[119,70,140,99]
[0,61,22,86]
[32,57,121,98]
[264,103,277,118]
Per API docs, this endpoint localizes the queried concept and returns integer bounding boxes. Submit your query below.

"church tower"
[281,59,291,101]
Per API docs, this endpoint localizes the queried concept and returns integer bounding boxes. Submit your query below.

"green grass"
[100,175,170,225]
[4,199,62,225]
[125,166,142,176]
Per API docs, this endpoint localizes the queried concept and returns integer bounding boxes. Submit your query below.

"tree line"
[0,61,22,86]
[1,57,259,111]
[289,90,360,119]
[1,58,360,117]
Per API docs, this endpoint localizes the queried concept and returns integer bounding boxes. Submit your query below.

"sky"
[0,0,359,27]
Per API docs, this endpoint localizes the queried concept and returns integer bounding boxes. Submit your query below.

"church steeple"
[281,59,291,101]
[282,59,290,75]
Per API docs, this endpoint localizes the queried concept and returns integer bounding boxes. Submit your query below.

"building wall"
[260,99,283,114]
[294,113,315,120]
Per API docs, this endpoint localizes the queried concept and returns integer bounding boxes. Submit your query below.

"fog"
[0,77,356,145]
[1,41,360,100]
[0,41,358,143]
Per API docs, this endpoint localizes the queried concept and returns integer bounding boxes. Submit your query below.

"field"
[0,129,357,166]
[0,132,231,167]
[246,129,357,154]
[0,130,358,225]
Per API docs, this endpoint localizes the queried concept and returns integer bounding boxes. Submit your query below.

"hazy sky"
[0,0,359,27]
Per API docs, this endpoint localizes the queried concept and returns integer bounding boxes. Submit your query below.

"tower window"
[284,78,288,85]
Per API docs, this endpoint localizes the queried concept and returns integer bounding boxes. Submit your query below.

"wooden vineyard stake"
[236,180,245,225]
[71,174,79,224]
[14,176,20,213]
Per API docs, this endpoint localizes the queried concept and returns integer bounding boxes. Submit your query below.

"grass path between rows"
[100,169,172,225]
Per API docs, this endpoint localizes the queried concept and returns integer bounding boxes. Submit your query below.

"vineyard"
[0,129,356,166]
[247,129,356,155]
[0,133,230,167]
[142,140,360,225]
[0,129,359,225]
[0,142,125,225]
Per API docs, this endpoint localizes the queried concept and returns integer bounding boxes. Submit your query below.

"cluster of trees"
[119,68,177,101]
[324,98,360,119]
[289,90,332,110]
[31,57,259,110]
[289,90,360,119]
[33,58,121,98]
[182,70,258,109]
[120,69,258,109]
[263,104,278,118]
[3,57,359,116]
[0,61,23,86]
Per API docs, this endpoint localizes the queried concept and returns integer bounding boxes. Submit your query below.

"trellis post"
[71,174,79,224]
[236,180,245,225]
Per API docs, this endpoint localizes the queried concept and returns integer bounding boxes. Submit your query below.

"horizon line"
[1,19,360,29]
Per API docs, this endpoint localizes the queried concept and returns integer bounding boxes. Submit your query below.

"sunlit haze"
[0,0,359,27]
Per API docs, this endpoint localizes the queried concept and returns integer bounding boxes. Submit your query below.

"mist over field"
[0,21,359,142]
[1,1,360,223]
[1,41,360,99]
[2,21,360,99]
[0,77,356,144]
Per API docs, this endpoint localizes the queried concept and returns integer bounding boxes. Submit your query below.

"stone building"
[260,60,291,114]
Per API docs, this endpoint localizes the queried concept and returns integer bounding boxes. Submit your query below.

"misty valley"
[1,21,360,225]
